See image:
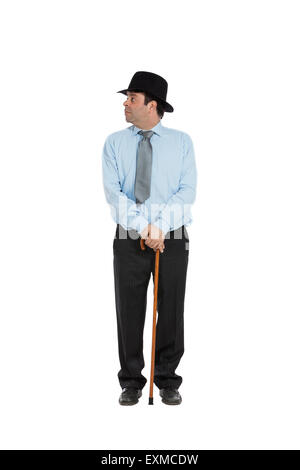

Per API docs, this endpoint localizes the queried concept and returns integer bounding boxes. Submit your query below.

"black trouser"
[113,224,189,390]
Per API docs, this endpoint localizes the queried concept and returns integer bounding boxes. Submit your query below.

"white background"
[0,0,299,450]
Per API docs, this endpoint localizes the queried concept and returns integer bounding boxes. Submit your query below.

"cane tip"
[148,397,153,405]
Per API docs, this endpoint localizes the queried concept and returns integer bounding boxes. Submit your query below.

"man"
[102,71,197,406]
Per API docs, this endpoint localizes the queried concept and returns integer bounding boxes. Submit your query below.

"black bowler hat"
[117,71,174,113]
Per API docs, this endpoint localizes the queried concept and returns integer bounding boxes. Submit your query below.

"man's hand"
[140,224,150,240]
[145,224,165,253]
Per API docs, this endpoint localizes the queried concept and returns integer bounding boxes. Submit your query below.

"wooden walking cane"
[140,238,160,405]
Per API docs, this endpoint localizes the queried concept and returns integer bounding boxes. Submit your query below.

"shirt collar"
[131,120,163,137]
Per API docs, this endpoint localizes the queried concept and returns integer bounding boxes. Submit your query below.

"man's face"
[123,91,150,124]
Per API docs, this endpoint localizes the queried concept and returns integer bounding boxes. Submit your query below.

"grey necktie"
[134,130,154,204]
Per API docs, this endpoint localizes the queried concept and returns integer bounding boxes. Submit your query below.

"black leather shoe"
[119,387,142,406]
[159,388,182,405]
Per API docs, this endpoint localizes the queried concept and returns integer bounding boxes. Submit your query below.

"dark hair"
[143,92,165,119]
[129,89,165,118]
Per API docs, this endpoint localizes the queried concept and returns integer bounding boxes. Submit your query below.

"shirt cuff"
[132,215,149,236]
[152,217,170,237]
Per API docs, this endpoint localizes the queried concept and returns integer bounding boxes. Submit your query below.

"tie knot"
[138,130,154,140]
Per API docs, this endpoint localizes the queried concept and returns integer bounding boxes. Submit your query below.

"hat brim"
[117,89,174,113]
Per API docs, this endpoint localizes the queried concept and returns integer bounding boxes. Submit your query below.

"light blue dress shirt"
[102,119,197,235]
